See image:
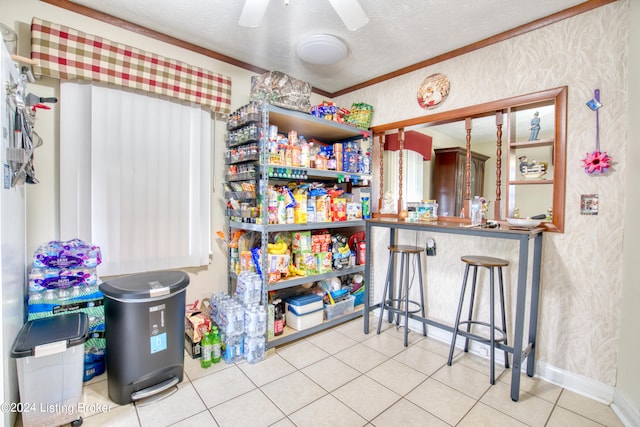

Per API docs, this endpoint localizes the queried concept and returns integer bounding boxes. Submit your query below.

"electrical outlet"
[426,238,436,256]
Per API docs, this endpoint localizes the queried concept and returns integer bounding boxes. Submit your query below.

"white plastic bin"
[11,313,89,427]
[285,294,323,331]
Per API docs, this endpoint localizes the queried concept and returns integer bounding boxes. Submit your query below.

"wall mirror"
[372,86,567,232]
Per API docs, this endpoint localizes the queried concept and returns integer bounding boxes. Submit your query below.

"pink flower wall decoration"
[582,150,611,174]
[584,89,612,175]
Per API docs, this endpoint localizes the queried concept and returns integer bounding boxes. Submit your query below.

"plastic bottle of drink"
[200,331,212,368]
[471,196,482,226]
[211,326,222,364]
[273,299,284,336]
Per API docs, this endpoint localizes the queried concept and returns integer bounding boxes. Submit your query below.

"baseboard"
[612,389,640,427]
[534,361,614,404]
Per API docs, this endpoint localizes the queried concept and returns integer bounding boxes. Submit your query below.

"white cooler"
[285,294,324,331]
[11,313,89,427]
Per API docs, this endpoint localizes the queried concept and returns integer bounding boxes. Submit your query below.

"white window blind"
[60,82,212,276]
[383,149,424,205]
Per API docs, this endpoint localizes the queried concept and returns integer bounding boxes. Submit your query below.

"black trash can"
[99,270,189,405]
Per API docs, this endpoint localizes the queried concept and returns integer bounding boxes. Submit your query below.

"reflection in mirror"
[373,86,567,232]
[506,103,556,219]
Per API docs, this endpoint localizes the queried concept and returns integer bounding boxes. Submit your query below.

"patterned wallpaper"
[336,1,629,386]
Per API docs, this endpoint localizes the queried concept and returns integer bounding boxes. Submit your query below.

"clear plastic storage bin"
[324,295,355,321]
[11,313,89,427]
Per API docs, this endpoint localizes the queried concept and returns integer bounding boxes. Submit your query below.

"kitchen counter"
[363,218,543,401]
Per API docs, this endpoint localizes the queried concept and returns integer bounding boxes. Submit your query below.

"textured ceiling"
[66,0,591,94]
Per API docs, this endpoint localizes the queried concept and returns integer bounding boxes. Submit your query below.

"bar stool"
[447,255,510,384]
[376,245,427,347]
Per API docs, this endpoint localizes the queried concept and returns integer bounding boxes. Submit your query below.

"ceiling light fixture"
[296,34,348,65]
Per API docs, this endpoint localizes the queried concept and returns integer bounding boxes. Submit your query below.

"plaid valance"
[31,18,231,115]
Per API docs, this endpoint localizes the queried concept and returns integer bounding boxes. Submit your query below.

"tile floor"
[36,315,625,426]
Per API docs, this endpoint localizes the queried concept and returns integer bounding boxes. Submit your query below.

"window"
[60,82,212,276]
[383,149,424,206]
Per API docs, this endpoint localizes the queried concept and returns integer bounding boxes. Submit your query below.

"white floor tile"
[135,383,207,427]
[171,410,219,427]
[300,355,361,392]
[431,359,492,399]
[289,394,367,427]
[480,381,554,427]
[392,344,448,376]
[191,366,256,408]
[209,388,285,427]
[557,389,624,427]
[238,352,296,386]
[366,358,427,396]
[371,398,449,427]
[276,339,330,369]
[307,329,359,355]
[405,378,476,425]
[259,371,328,415]
[334,343,387,373]
[332,374,401,421]
[546,405,605,427]
[457,402,528,427]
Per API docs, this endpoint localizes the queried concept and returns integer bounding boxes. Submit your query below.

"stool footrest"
[456,320,507,344]
[382,299,425,315]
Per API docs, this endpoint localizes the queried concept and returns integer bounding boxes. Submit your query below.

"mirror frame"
[371,86,567,232]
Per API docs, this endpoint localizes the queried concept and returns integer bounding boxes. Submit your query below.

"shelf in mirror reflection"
[508,179,553,185]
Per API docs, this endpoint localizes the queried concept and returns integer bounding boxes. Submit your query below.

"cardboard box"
[312,233,331,253]
[315,252,333,273]
[185,311,211,343]
[332,198,347,221]
[268,253,290,283]
[185,333,201,359]
[292,231,312,252]
[294,251,316,275]
[346,202,362,220]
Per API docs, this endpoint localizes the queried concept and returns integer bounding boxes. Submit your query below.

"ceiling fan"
[239,0,369,31]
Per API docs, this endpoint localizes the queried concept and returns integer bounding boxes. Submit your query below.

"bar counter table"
[363,217,543,402]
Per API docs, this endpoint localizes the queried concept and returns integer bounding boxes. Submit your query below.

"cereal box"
[240,251,254,273]
[346,202,362,220]
[294,251,316,275]
[332,198,347,221]
[312,233,331,253]
[292,231,312,253]
[315,252,333,274]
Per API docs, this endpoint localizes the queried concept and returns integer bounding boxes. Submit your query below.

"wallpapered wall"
[335,1,629,387]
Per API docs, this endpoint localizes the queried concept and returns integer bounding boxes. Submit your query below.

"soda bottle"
[273,299,284,336]
[200,330,212,369]
[211,326,222,364]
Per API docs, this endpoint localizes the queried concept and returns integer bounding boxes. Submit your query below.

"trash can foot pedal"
[132,376,179,406]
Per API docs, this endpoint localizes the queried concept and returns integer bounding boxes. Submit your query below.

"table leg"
[364,221,372,334]
[511,236,529,402]
[527,233,543,376]
[387,228,397,324]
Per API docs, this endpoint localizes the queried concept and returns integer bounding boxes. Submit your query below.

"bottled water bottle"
[471,196,482,226]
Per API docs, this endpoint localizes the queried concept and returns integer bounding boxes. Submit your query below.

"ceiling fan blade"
[327,0,369,31]
[239,0,271,28]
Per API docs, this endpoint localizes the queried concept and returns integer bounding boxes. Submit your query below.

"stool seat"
[389,245,424,254]
[461,255,509,267]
